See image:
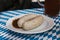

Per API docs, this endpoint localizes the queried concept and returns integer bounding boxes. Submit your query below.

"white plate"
[6,14,55,34]
[32,0,45,2]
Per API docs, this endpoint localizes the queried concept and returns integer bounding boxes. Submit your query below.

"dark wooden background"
[0,0,44,12]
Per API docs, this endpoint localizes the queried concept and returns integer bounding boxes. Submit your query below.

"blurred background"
[0,0,44,12]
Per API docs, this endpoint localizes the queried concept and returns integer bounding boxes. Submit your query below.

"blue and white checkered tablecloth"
[0,8,60,40]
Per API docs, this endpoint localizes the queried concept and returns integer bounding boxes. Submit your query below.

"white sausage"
[23,16,44,30]
[17,14,38,27]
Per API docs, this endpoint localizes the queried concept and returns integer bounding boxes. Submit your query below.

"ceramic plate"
[6,14,55,34]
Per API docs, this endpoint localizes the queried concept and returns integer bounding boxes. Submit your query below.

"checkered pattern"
[0,8,60,40]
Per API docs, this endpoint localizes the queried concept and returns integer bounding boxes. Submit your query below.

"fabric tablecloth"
[0,8,60,40]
